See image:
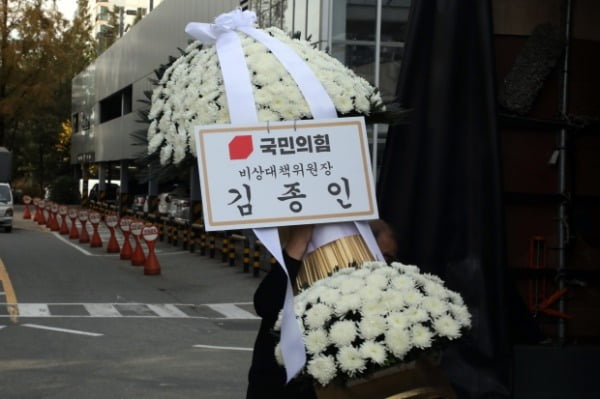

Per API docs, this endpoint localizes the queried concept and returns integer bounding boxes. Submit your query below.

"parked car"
[0,182,14,233]
[132,194,148,213]
[88,183,119,203]
[168,197,191,222]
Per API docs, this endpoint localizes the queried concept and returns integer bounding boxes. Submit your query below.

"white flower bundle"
[273,261,472,387]
[147,27,385,166]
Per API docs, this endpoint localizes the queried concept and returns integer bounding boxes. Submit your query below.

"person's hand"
[285,225,314,260]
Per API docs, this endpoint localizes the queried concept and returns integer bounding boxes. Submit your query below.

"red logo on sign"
[229,135,253,160]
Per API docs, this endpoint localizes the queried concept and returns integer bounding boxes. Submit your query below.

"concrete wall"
[71,0,239,165]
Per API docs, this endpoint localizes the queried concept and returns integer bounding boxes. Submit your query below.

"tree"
[0,0,94,192]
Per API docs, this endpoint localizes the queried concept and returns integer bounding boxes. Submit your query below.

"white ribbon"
[186,10,258,125]
[185,8,381,381]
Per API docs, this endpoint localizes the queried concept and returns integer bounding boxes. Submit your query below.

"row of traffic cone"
[23,196,161,275]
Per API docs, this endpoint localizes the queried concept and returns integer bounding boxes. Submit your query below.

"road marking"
[0,302,259,320]
[84,303,121,317]
[18,304,50,317]
[53,232,187,256]
[193,344,252,352]
[206,303,259,319]
[22,323,103,337]
[0,325,6,330]
[0,258,19,323]
[147,304,189,318]
[53,233,93,255]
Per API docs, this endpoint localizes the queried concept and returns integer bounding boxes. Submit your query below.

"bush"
[48,175,81,204]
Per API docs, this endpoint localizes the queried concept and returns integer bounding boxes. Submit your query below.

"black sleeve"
[253,251,302,321]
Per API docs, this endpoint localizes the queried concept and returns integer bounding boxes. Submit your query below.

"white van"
[0,182,13,232]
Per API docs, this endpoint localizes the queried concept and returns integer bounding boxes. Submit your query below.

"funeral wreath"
[273,261,472,387]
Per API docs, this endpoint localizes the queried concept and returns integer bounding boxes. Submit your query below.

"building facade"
[71,0,411,186]
[90,0,165,52]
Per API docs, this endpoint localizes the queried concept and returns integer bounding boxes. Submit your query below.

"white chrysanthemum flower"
[381,291,406,312]
[273,258,470,384]
[303,285,325,304]
[411,324,434,349]
[304,329,330,355]
[148,133,165,154]
[421,280,448,298]
[422,296,449,317]
[357,284,382,302]
[362,299,389,316]
[324,274,348,289]
[318,287,341,306]
[391,263,420,274]
[172,132,187,164]
[257,108,280,122]
[403,306,429,323]
[446,290,466,306]
[339,277,364,294]
[329,320,357,347]
[304,303,332,330]
[274,342,283,365]
[403,289,425,306]
[385,328,412,359]
[391,275,416,291]
[422,272,445,285]
[365,273,389,290]
[433,315,462,339]
[372,265,396,278]
[349,267,371,278]
[147,26,384,165]
[449,303,472,328]
[294,300,307,315]
[159,143,173,165]
[337,346,366,376]
[334,294,362,315]
[336,94,354,114]
[387,311,408,330]
[359,315,387,339]
[359,340,388,365]
[307,355,337,386]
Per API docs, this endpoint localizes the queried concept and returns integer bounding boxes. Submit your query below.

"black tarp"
[377,1,511,397]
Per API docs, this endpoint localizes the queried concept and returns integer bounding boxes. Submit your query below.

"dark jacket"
[246,252,317,398]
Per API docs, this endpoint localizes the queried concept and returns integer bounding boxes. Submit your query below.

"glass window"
[0,185,11,203]
[252,0,286,29]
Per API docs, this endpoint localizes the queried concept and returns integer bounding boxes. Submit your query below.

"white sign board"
[142,226,159,242]
[194,117,378,231]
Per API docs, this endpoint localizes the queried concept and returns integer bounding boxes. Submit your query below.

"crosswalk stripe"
[206,303,259,319]
[1,303,258,320]
[18,304,50,317]
[84,303,121,317]
[146,304,189,318]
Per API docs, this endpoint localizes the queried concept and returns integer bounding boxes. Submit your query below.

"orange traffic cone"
[45,203,53,228]
[105,215,120,253]
[37,201,47,225]
[89,212,103,248]
[79,211,90,244]
[130,221,145,266]
[59,207,69,235]
[23,195,32,219]
[142,225,161,275]
[68,209,79,239]
[50,204,60,231]
[119,218,132,260]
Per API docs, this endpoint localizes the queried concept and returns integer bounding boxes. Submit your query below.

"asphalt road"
[0,206,264,398]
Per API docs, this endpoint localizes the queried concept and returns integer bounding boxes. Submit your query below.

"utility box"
[0,147,12,182]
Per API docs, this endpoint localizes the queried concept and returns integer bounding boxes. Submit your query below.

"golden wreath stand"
[292,232,457,399]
